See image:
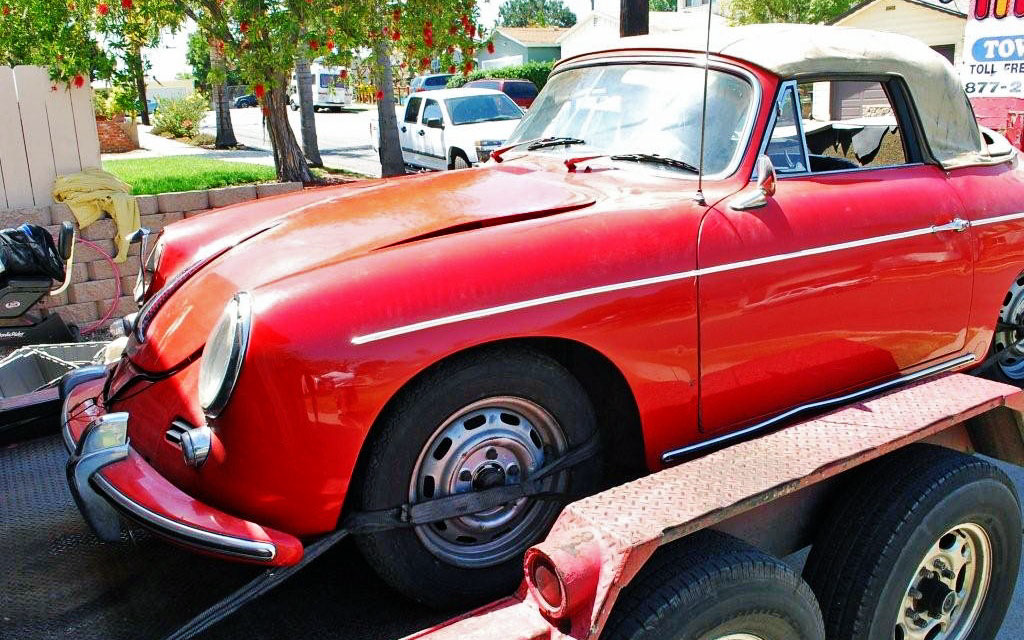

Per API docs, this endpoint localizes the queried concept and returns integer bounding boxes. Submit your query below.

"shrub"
[446,60,555,90]
[151,93,210,138]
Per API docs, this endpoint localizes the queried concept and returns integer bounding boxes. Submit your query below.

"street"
[200,105,384,178]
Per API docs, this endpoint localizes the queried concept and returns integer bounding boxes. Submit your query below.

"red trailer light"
[526,552,565,614]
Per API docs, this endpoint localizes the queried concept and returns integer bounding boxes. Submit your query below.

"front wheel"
[602,531,825,640]
[450,151,471,170]
[982,275,1024,384]
[354,347,602,607]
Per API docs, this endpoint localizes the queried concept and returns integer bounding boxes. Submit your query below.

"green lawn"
[103,155,278,196]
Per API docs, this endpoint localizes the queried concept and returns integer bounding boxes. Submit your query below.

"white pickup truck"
[371,88,523,170]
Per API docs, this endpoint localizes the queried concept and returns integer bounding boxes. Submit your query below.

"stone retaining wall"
[0,181,302,329]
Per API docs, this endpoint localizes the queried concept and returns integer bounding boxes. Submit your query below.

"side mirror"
[57,222,75,261]
[730,155,777,211]
[425,117,444,129]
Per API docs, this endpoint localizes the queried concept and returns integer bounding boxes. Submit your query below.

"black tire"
[450,151,471,170]
[803,444,1022,640]
[354,346,602,608]
[603,531,825,640]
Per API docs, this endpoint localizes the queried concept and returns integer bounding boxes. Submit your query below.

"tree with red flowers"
[0,0,115,81]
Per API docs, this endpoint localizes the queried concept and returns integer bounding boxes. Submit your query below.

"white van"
[289,65,352,112]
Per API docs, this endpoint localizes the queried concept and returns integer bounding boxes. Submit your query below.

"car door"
[418,98,447,170]
[400,97,423,166]
[697,79,975,434]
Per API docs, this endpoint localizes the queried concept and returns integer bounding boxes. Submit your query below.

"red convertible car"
[63,25,1024,607]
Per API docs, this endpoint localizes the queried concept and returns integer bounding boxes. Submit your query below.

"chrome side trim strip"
[93,475,277,561]
[353,212,1024,345]
[659,353,977,464]
[970,211,1024,227]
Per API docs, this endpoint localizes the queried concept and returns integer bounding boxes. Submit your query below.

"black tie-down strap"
[341,430,602,534]
[164,431,601,640]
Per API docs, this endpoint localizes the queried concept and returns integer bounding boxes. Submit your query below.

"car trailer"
[4,371,1023,639]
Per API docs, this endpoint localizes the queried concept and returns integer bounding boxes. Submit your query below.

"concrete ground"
[198,105,384,178]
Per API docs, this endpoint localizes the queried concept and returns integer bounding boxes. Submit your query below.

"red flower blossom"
[400,61,407,68]
[2,5,10,15]
[392,8,400,20]
[96,3,108,15]
[375,90,384,102]
[327,27,335,36]
[261,106,270,116]
[308,38,319,50]
[469,24,476,38]
[448,65,456,74]
[340,69,349,79]
[240,21,249,34]
[253,83,265,98]
[424,34,433,46]
[68,2,75,10]
[420,56,429,67]
[463,60,473,75]
[391,30,401,41]
[121,0,132,9]
[487,41,494,54]
[449,25,457,35]
[326,40,334,50]
[447,45,455,54]
[73,74,85,88]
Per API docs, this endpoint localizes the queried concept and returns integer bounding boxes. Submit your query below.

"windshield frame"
[507,55,763,180]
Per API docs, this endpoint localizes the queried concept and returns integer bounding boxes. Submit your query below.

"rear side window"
[468,80,501,90]
[404,97,422,123]
[319,74,331,88]
[422,99,443,123]
[424,75,451,88]
[505,82,538,100]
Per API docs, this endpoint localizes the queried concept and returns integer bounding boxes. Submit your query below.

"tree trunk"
[294,55,323,167]
[264,76,314,183]
[210,43,238,149]
[373,40,405,177]
[131,45,150,126]
[620,0,650,37]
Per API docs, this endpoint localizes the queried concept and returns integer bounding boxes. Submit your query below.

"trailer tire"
[803,444,1022,640]
[602,531,825,640]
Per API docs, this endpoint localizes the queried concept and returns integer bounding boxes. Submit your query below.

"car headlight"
[198,292,252,418]
[133,237,164,304]
[475,139,504,162]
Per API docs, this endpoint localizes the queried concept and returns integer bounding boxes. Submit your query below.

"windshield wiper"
[491,136,586,162]
[609,153,699,173]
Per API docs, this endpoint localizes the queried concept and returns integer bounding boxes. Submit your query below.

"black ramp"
[0,435,449,639]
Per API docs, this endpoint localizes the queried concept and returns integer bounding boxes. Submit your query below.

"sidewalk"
[102,125,280,169]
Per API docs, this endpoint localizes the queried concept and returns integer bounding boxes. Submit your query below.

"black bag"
[0,224,66,281]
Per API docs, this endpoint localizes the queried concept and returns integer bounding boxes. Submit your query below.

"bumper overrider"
[61,367,304,566]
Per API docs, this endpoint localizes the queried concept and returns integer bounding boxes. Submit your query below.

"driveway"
[200,106,384,178]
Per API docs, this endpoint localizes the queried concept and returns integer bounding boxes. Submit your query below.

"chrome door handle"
[401,126,407,133]
[418,130,425,136]
[933,218,970,233]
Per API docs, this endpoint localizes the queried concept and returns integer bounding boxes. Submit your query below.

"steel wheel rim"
[994,278,1024,379]
[409,396,568,568]
[894,523,992,640]
[712,634,767,640]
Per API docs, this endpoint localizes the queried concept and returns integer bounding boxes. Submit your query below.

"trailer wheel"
[602,531,825,640]
[803,444,1022,640]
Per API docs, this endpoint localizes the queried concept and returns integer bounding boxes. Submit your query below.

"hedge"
[446,60,556,90]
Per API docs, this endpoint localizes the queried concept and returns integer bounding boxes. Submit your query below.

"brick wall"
[0,181,302,330]
[96,119,139,154]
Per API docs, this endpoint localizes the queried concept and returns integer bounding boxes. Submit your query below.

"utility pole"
[620,0,649,37]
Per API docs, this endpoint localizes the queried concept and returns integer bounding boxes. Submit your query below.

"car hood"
[126,166,597,372]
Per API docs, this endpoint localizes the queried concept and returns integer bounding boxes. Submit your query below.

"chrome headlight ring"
[198,292,253,418]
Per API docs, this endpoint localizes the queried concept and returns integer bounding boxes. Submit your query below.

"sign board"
[961,0,1024,97]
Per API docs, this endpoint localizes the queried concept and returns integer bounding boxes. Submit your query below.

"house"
[479,27,568,70]
[824,0,968,124]
[830,0,969,64]
[558,2,725,60]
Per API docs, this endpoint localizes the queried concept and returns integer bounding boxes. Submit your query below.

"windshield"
[507,64,755,175]
[446,94,524,125]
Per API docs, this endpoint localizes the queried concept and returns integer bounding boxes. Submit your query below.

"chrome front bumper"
[65,412,130,542]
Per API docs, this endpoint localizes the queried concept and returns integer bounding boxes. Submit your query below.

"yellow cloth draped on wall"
[52,168,140,263]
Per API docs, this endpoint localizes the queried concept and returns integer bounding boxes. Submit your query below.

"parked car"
[409,73,453,93]
[234,94,259,108]
[64,24,1024,612]
[145,97,158,114]
[464,78,539,108]
[371,88,523,170]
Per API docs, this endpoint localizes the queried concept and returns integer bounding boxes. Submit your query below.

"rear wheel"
[803,444,1021,640]
[354,347,602,607]
[602,531,825,640]
[984,275,1024,384]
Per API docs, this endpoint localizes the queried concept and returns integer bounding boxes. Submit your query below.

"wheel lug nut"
[933,559,947,571]
[913,617,928,629]
[905,607,917,617]
[909,588,923,600]
[507,464,519,476]
[459,470,472,482]
[942,569,955,579]
[486,448,498,460]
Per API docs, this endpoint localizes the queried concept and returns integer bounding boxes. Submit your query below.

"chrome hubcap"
[895,523,992,640]
[409,396,567,568]
[994,278,1024,379]
[714,635,766,640]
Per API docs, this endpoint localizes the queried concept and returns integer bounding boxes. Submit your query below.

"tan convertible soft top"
[574,24,1010,170]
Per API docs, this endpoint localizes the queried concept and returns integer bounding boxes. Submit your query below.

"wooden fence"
[0,65,100,210]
